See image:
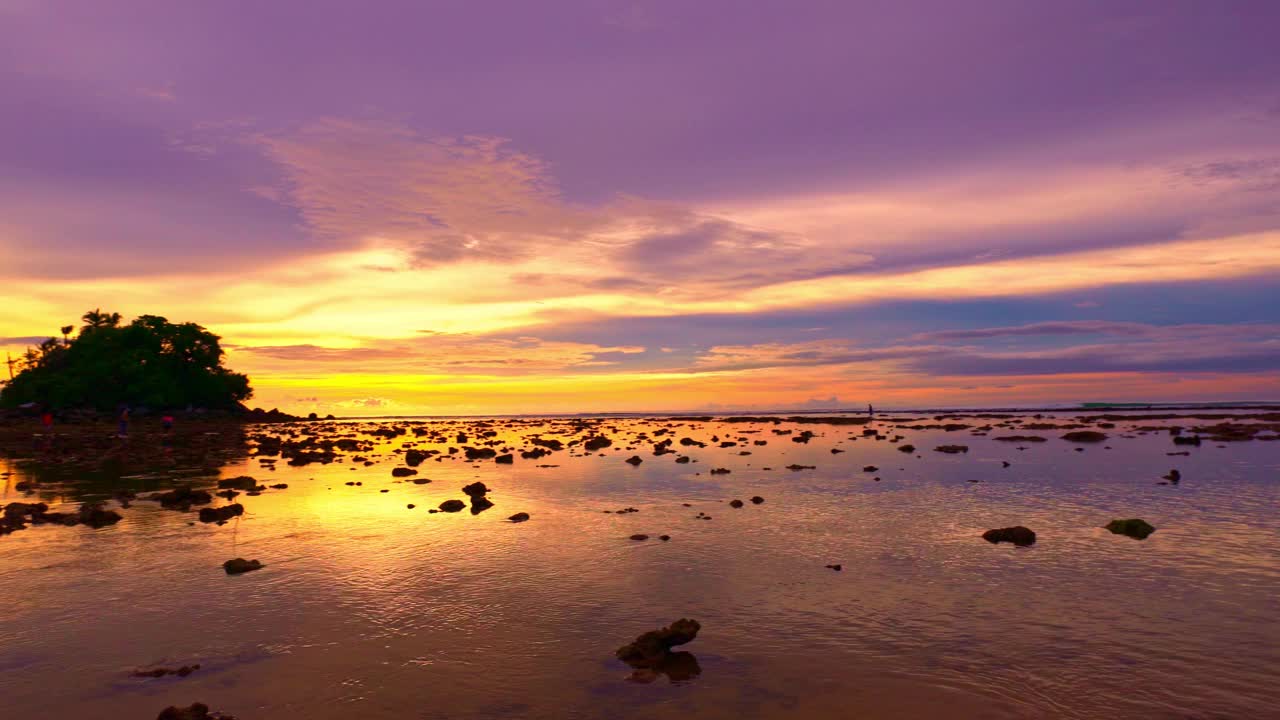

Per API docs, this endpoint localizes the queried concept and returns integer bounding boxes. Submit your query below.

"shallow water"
[2,413,1278,719]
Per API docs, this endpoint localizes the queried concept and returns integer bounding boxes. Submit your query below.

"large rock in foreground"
[1105,518,1156,539]
[616,618,701,667]
[982,526,1036,546]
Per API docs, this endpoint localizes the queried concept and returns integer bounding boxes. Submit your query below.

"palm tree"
[60,325,73,346]
[81,309,121,330]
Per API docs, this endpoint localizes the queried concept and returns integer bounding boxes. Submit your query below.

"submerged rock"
[616,618,701,667]
[630,534,649,541]
[1062,431,1107,443]
[825,564,842,571]
[982,526,1036,546]
[729,499,744,508]
[134,664,201,678]
[626,455,643,465]
[508,512,530,523]
[222,558,263,575]
[438,499,466,513]
[216,476,259,490]
[934,445,969,454]
[78,502,123,528]
[750,496,765,504]
[898,444,915,453]
[156,702,236,720]
[154,487,213,510]
[1105,518,1156,539]
[391,467,418,477]
[197,504,244,524]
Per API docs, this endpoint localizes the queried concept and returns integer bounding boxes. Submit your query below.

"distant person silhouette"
[162,414,174,433]
[40,409,53,433]
[118,406,130,438]
[868,403,874,418]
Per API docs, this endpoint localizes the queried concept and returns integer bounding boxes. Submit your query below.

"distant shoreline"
[315,401,1280,422]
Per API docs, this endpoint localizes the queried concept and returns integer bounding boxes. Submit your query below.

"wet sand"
[2,411,1278,719]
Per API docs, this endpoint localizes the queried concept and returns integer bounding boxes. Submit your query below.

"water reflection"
[626,651,702,684]
[1,411,1278,719]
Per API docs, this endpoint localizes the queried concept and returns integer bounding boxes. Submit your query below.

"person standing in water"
[117,405,130,438]
[868,403,874,418]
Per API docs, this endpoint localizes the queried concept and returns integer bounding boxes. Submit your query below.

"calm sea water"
[2,413,1278,719]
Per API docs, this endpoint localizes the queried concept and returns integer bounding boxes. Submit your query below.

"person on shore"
[117,406,130,438]
[40,409,54,433]
[161,414,174,434]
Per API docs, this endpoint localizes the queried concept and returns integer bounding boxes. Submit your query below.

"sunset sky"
[3,1,1279,415]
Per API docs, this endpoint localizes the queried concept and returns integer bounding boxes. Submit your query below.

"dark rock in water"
[630,534,649,541]
[439,499,466,513]
[407,504,416,509]
[825,564,842,571]
[584,436,612,451]
[982,526,1036,546]
[495,453,514,464]
[217,476,259,490]
[625,455,643,465]
[786,464,815,471]
[155,702,235,720]
[198,504,244,524]
[133,664,201,679]
[659,535,671,541]
[1001,461,1011,468]
[462,481,490,498]
[405,449,428,466]
[993,435,1047,443]
[412,478,431,484]
[729,499,744,508]
[464,447,497,460]
[470,496,494,514]
[1173,435,1201,446]
[863,465,878,472]
[270,484,288,490]
[934,445,969,454]
[898,444,915,453]
[1062,431,1107,443]
[223,558,263,575]
[1163,469,1181,483]
[1105,518,1156,539]
[508,512,530,523]
[78,502,123,528]
[675,456,691,464]
[709,467,730,474]
[830,448,845,454]
[391,467,418,477]
[155,487,213,510]
[616,618,701,667]
[750,496,765,504]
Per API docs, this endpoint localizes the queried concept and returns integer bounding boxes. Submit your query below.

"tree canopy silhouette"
[1,310,252,411]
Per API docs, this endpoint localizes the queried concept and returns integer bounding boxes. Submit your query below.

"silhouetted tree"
[0,311,252,411]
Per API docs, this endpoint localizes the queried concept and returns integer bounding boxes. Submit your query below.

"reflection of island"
[625,650,701,684]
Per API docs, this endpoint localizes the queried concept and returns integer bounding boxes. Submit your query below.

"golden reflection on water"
[1,414,1279,719]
